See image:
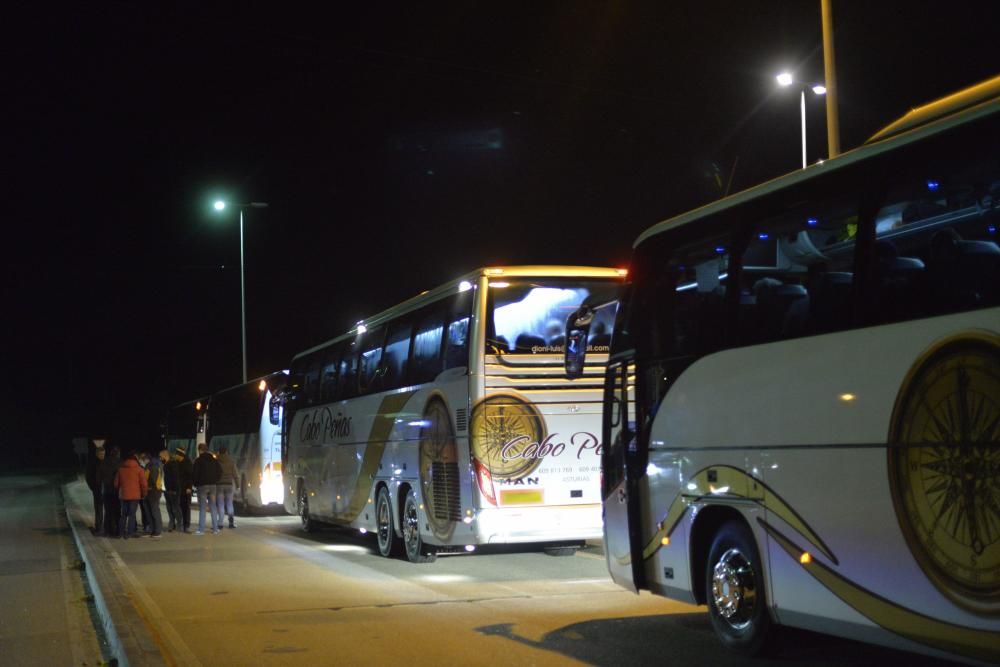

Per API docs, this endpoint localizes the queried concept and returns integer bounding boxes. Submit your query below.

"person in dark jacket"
[175,447,194,532]
[97,446,121,536]
[115,451,148,539]
[86,444,105,534]
[192,443,222,534]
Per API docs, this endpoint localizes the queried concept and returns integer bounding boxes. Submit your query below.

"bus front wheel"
[705,520,773,656]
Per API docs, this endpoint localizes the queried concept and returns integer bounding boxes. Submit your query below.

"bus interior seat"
[785,271,853,337]
[754,280,807,342]
[515,334,546,351]
[930,238,1000,310]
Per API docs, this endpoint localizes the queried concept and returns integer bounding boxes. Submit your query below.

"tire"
[376,487,402,558]
[299,484,316,533]
[402,488,436,563]
[705,520,773,656]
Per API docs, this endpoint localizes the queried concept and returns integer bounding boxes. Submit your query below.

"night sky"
[6,2,1000,465]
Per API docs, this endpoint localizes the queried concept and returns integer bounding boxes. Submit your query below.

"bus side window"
[358,327,385,395]
[383,320,412,390]
[411,306,445,384]
[338,341,359,400]
[302,354,322,406]
[444,289,473,370]
[320,343,341,402]
[865,156,1000,324]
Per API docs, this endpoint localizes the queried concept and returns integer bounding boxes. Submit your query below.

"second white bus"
[282,265,624,562]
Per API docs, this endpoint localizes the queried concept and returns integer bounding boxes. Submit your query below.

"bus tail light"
[473,458,497,506]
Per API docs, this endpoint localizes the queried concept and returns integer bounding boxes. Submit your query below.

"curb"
[62,483,168,667]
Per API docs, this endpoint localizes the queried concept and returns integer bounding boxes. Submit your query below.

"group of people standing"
[85,442,241,538]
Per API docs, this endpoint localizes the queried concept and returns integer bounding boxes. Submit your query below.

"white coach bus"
[282,265,624,562]
[566,76,1000,663]
[206,372,288,511]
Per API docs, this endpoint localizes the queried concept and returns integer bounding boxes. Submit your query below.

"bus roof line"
[291,265,624,361]
[634,79,1000,249]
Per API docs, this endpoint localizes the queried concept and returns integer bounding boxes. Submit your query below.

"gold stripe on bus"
[334,390,416,521]
[762,520,1000,664]
[640,465,836,565]
[500,489,544,505]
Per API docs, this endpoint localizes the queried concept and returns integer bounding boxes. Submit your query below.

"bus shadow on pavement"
[476,613,964,666]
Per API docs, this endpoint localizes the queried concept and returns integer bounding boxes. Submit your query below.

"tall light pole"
[213,200,269,384]
[776,72,826,169]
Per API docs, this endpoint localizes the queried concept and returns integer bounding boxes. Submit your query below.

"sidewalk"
[63,478,170,667]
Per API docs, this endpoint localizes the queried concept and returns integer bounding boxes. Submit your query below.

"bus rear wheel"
[402,488,436,563]
[299,484,316,533]
[376,488,401,558]
[705,520,773,655]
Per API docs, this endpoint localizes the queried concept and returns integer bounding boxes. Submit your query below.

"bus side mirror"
[277,373,304,404]
[564,305,594,379]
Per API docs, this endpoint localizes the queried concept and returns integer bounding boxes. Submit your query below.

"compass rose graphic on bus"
[888,333,1000,616]
[471,394,547,480]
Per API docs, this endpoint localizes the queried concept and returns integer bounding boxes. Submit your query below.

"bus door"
[602,360,643,592]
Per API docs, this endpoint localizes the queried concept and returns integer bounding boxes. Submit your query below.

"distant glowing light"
[213,200,226,211]
[989,225,997,235]
[927,180,940,191]
[840,393,856,402]
[714,246,726,254]
[490,281,510,288]
[807,217,818,227]
[359,528,367,535]
[800,552,813,564]
[757,232,770,240]
[776,72,794,87]
[464,545,476,552]
[196,401,202,411]
[356,322,367,334]
[258,380,267,391]
[458,280,473,292]
[811,84,827,95]
[661,536,670,546]
[463,516,473,524]
[617,268,629,276]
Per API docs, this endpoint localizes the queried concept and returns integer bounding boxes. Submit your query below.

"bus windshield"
[487,278,618,354]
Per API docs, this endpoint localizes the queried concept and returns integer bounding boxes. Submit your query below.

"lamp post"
[776,72,826,169]
[213,200,269,384]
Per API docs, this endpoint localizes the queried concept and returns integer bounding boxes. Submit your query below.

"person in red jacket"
[115,451,148,539]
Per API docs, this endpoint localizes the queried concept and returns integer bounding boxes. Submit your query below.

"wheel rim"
[711,547,758,629]
[299,490,309,528]
[403,494,420,557]
[377,493,392,554]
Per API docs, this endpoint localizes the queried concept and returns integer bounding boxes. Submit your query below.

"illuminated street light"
[776,72,827,169]
[212,199,269,383]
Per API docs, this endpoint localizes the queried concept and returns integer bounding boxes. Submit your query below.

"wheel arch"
[689,504,750,605]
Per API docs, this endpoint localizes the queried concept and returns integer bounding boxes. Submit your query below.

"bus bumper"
[472,503,603,544]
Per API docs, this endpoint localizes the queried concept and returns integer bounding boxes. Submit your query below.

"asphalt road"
[57,477,963,667]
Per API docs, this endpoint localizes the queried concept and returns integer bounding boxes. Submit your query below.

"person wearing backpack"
[192,443,223,535]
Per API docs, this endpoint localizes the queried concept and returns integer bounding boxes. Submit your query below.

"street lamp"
[776,72,827,169]
[212,199,269,384]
